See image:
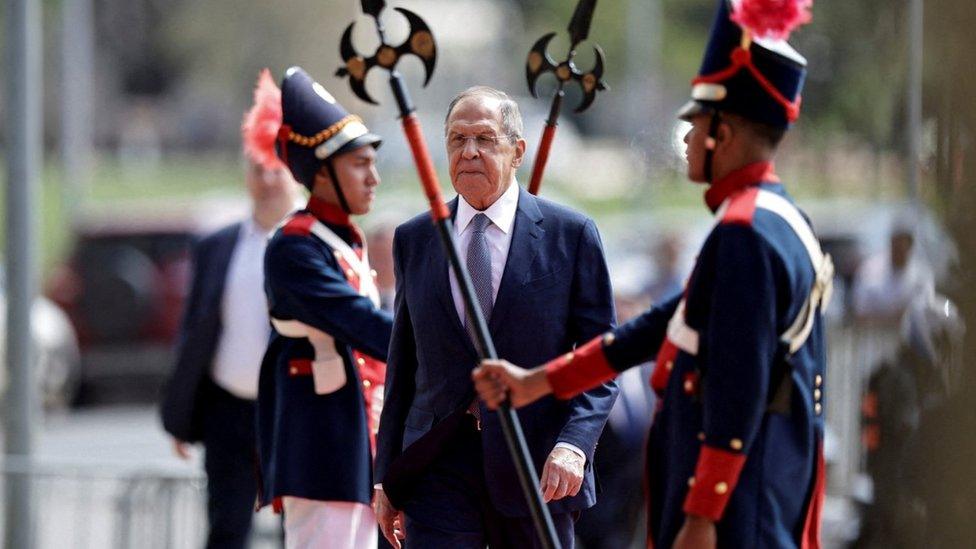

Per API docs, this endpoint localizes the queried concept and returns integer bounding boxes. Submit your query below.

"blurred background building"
[3,0,976,547]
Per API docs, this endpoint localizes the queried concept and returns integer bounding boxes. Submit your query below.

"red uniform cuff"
[683,445,748,521]
[545,334,616,400]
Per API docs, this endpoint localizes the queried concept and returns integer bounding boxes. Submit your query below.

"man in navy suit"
[160,69,299,549]
[374,86,618,548]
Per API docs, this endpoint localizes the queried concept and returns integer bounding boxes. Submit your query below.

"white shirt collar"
[243,215,274,239]
[455,180,520,236]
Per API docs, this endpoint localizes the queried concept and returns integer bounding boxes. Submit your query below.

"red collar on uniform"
[704,161,779,212]
[307,195,351,227]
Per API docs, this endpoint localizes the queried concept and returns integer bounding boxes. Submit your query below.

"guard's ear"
[714,119,735,155]
[310,164,337,201]
[312,164,331,187]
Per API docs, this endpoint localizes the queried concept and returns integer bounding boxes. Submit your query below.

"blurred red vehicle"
[46,199,245,404]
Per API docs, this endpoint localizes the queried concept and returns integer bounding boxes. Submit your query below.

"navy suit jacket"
[375,187,618,517]
[160,222,241,442]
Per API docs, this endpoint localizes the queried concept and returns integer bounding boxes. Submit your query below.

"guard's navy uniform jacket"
[257,197,392,509]
[546,164,830,548]
[540,1,831,547]
[256,66,391,512]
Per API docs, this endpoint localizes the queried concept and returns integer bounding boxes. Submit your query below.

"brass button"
[665,361,674,371]
[815,403,822,415]
[698,432,706,442]
[815,375,823,387]
[683,380,694,393]
[289,367,298,375]
[603,332,616,346]
[333,250,343,259]
[730,438,743,451]
[363,380,372,388]
[370,269,378,278]
[345,269,356,278]
[564,352,574,363]
[714,482,728,495]
[357,357,366,366]
[814,389,822,400]
[688,477,696,487]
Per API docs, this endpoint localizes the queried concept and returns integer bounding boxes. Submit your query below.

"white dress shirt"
[211,217,273,400]
[449,180,519,325]
[449,182,585,463]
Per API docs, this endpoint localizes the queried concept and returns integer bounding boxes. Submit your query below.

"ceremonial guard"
[256,66,392,548]
[474,1,831,547]
[160,69,299,549]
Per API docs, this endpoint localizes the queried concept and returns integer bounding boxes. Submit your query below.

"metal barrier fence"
[824,324,899,499]
[0,456,281,549]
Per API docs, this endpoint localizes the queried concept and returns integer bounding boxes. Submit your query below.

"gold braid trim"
[287,114,364,148]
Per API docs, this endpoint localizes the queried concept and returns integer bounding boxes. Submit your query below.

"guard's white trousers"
[282,497,377,549]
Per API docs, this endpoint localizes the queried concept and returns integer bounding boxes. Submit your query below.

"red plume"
[730,0,813,41]
[242,68,285,170]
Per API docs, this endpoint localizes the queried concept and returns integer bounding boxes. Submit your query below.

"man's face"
[246,161,295,204]
[331,145,380,215]
[683,114,712,183]
[891,232,914,270]
[446,96,525,209]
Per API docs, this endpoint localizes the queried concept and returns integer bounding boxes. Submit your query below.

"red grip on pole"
[401,114,451,221]
[528,124,557,196]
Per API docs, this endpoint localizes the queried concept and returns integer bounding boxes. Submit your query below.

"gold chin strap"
[285,114,363,148]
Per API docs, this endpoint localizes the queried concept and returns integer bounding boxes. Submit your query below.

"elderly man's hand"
[539,446,585,502]
[373,488,405,548]
[472,359,552,409]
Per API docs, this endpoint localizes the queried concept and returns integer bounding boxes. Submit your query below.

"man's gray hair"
[444,86,523,141]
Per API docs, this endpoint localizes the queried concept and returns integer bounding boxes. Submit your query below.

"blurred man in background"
[644,234,685,306]
[160,69,299,549]
[852,218,935,324]
[366,222,397,312]
[857,294,963,548]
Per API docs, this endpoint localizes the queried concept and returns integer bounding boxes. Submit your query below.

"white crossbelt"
[270,217,382,394]
[666,190,833,357]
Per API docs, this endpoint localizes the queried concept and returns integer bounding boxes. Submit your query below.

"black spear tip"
[568,0,597,46]
[360,0,386,18]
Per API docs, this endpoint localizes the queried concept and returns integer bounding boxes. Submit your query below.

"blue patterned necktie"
[464,213,494,349]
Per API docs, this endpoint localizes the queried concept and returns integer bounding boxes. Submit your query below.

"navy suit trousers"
[402,415,576,549]
[202,381,258,549]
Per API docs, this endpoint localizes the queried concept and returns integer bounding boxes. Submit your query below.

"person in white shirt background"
[852,218,935,324]
[160,69,301,549]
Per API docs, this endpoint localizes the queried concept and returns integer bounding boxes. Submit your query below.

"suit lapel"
[426,198,477,356]
[489,188,544,336]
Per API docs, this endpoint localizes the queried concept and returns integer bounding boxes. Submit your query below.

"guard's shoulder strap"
[754,190,834,354]
[281,212,315,236]
[306,219,381,309]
